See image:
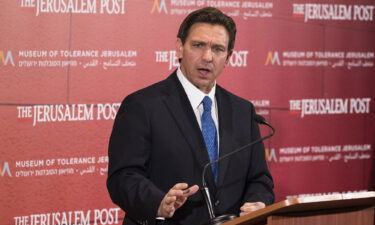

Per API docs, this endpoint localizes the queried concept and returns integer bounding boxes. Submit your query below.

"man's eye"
[213,47,225,52]
[193,43,203,48]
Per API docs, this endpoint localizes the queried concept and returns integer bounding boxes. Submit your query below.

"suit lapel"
[216,86,234,190]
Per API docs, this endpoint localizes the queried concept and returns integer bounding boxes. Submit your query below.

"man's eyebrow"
[212,43,226,48]
[190,40,226,48]
[190,40,207,44]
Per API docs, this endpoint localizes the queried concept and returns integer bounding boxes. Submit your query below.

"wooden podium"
[223,192,375,225]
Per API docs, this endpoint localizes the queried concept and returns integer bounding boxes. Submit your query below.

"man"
[107,7,274,225]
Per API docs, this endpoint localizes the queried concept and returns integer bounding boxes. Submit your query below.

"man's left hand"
[239,202,265,216]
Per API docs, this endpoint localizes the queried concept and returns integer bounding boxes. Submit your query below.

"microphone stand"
[200,115,275,225]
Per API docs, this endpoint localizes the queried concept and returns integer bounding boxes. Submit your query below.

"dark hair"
[177,7,237,52]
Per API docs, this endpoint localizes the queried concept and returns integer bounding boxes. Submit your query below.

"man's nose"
[202,48,213,62]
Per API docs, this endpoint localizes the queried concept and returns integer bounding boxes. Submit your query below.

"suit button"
[215,200,220,206]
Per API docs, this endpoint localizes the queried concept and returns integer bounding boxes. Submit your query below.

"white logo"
[155,51,179,70]
[155,50,249,70]
[265,50,374,69]
[293,4,375,22]
[265,51,280,65]
[17,103,121,126]
[19,0,126,16]
[289,98,371,118]
[0,51,15,66]
[151,0,168,14]
[229,51,249,67]
[1,162,12,177]
[267,148,278,162]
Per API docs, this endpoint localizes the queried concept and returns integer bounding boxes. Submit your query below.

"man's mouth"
[198,68,211,76]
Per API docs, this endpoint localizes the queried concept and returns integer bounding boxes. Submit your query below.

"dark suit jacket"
[107,71,274,225]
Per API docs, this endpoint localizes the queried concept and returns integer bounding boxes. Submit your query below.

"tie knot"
[202,96,212,112]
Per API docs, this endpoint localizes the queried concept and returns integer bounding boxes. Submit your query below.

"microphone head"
[254,114,275,136]
[254,114,266,124]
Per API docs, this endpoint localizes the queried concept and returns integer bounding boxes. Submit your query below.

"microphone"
[200,114,275,225]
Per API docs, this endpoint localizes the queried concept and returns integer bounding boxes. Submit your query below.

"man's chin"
[194,82,214,93]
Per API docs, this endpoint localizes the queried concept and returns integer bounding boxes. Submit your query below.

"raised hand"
[157,183,199,218]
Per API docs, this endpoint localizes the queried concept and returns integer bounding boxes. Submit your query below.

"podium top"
[223,191,375,225]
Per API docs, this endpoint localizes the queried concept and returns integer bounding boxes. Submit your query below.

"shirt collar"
[176,68,216,109]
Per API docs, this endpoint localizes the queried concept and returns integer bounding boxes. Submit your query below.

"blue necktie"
[201,96,218,183]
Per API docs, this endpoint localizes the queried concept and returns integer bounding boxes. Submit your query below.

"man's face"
[176,23,232,94]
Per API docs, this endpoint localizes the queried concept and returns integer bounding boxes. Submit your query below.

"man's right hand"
[157,183,199,218]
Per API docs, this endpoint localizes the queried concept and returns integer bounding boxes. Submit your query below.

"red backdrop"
[1,0,374,224]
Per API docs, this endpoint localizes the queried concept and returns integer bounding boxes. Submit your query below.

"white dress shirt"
[176,68,220,142]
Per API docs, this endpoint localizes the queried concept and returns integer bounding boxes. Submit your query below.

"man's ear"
[225,50,233,65]
[176,38,183,58]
